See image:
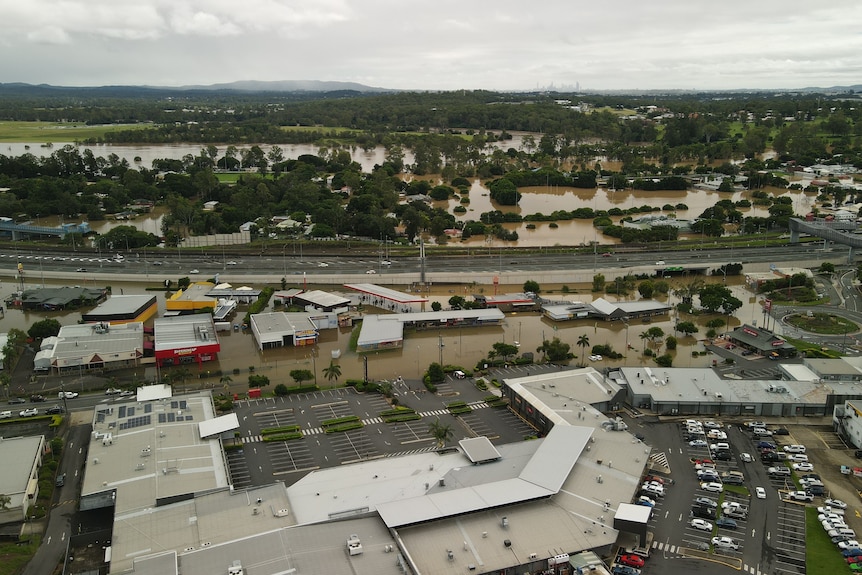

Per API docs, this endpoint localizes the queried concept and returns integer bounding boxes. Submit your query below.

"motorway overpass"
[789,217,860,263]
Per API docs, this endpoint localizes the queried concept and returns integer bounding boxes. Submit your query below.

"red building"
[153,315,221,367]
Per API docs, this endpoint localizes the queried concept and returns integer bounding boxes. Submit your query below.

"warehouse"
[81,295,158,325]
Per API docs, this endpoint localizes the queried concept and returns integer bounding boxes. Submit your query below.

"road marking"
[751,528,755,538]
[766,531,770,541]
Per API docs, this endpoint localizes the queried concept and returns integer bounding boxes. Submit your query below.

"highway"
[0,242,851,282]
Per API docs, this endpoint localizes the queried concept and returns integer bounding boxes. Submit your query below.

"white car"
[819,513,845,523]
[655,261,666,265]
[317,262,329,267]
[710,442,730,452]
[189,269,200,274]
[825,499,848,509]
[381,260,392,266]
[19,408,38,417]
[787,453,808,463]
[689,439,708,448]
[58,391,78,399]
[817,506,845,516]
[711,536,739,550]
[690,518,713,531]
[740,453,753,463]
[755,487,767,499]
[225,261,238,266]
[823,519,848,531]
[703,421,722,430]
[839,540,861,550]
[783,444,806,454]
[365,269,377,274]
[707,429,728,440]
[589,354,603,361]
[641,483,664,497]
[700,482,723,493]
[792,462,814,472]
[753,427,773,436]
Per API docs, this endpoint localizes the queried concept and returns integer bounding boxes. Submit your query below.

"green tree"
[274,383,289,396]
[448,295,466,309]
[576,334,590,365]
[654,354,673,367]
[219,374,233,394]
[428,417,454,448]
[637,280,655,299]
[28,318,61,340]
[289,370,313,386]
[523,280,540,294]
[665,336,678,350]
[592,274,606,292]
[426,362,445,384]
[248,374,270,388]
[645,326,665,343]
[323,361,342,385]
[537,337,571,363]
[819,262,835,275]
[171,367,193,388]
[675,321,699,335]
[431,301,442,312]
[492,342,519,362]
[699,283,741,314]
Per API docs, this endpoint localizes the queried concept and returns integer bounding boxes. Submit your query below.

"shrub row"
[380,407,415,417]
[321,415,360,427]
[447,401,472,415]
[261,425,301,435]
[324,422,364,434]
[263,432,305,442]
[384,413,422,423]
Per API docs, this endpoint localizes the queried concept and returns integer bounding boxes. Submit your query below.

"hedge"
[383,413,422,423]
[379,407,415,417]
[324,422,364,433]
[321,415,360,427]
[447,401,472,415]
[262,432,305,442]
[261,425,301,435]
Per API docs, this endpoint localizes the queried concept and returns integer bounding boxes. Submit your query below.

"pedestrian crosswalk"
[241,402,492,443]
[650,541,762,574]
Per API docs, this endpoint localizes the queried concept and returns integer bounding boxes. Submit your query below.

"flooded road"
[2,273,765,386]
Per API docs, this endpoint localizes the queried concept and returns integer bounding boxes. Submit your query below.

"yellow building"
[166,282,217,313]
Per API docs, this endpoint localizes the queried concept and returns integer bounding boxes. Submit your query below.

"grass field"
[0,121,148,143]
[805,506,850,575]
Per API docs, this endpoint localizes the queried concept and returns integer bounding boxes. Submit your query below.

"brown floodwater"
[1,274,766,386]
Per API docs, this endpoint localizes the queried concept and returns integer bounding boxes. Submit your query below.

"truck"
[840,465,862,477]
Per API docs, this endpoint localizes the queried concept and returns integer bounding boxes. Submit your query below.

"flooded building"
[34,322,146,373]
[154,314,221,367]
[81,294,158,325]
[356,309,505,352]
[7,286,107,311]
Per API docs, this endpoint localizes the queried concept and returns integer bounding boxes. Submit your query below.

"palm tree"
[576,334,590,365]
[323,361,342,387]
[639,332,650,355]
[171,367,193,389]
[428,418,454,449]
[220,374,233,394]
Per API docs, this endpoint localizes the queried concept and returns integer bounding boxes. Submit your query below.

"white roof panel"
[198,413,239,439]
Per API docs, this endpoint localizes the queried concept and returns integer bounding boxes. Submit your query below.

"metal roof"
[343,283,429,303]
[154,314,219,351]
[459,436,501,463]
[198,413,239,439]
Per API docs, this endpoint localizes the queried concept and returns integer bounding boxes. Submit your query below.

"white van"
[0,410,12,419]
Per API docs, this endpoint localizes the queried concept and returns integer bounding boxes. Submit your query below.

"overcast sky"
[2,0,861,91]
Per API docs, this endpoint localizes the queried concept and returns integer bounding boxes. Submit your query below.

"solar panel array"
[118,414,151,430]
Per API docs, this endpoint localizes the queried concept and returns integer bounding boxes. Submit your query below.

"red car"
[618,555,645,568]
[849,556,862,565]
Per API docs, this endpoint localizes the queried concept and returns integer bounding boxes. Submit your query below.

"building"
[250,312,326,350]
[33,322,146,373]
[725,324,797,359]
[343,283,428,313]
[473,293,539,312]
[6,286,107,311]
[542,297,670,323]
[283,289,351,313]
[154,315,221,367]
[356,309,505,352]
[0,436,46,525]
[835,400,862,449]
[81,295,158,325]
[166,283,217,314]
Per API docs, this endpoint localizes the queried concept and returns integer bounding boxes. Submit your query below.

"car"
[851,562,862,572]
[694,497,718,508]
[617,555,645,569]
[746,421,766,429]
[768,466,791,477]
[823,519,848,531]
[691,505,716,520]
[75,267,87,272]
[843,548,862,558]
[381,260,392,266]
[753,427,773,436]
[643,475,667,485]
[707,429,728,440]
[0,410,12,419]
[800,477,824,489]
[589,354,603,361]
[722,500,747,511]
[641,483,664,497]
[58,391,78,399]
[105,387,122,395]
[45,405,64,415]
[712,536,739,550]
[818,506,845,516]
[317,262,329,267]
[689,439,708,448]
[713,451,732,461]
[692,458,714,466]
[840,541,862,550]
[55,473,65,487]
[689,518,713,531]
[225,260,238,266]
[793,462,814,472]
[773,428,790,435]
[755,487,767,499]
[29,394,45,402]
[848,556,862,564]
[703,420,721,429]
[787,453,808,463]
[740,453,753,463]
[636,496,655,507]
[189,269,200,274]
[826,498,848,509]
[801,473,822,481]
[756,441,776,450]
[19,408,37,417]
[8,397,26,405]
[722,475,744,486]
[820,513,845,523]
[831,528,858,539]
[809,484,826,496]
[119,390,135,396]
[701,482,723,493]
[601,252,613,258]
[835,535,856,544]
[788,491,814,502]
[710,442,730,451]
[715,517,738,530]
[611,566,641,575]
[655,261,665,265]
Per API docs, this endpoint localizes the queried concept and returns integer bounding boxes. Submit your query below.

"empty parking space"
[226,448,252,489]
[311,400,354,422]
[495,407,537,439]
[267,439,317,475]
[457,410,497,440]
[816,429,848,450]
[390,419,435,444]
[774,502,807,575]
[328,429,380,463]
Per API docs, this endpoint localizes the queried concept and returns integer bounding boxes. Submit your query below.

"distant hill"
[0,80,392,98]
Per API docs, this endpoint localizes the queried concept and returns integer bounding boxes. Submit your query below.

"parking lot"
[774,501,807,575]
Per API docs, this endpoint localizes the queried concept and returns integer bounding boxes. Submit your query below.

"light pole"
[282,243,288,277]
[438,332,444,366]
